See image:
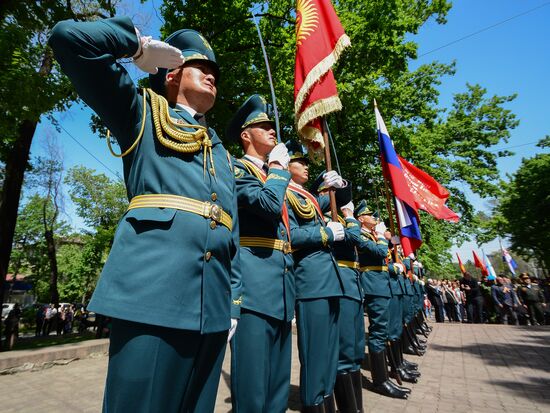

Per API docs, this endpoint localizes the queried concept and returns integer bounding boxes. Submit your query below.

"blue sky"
[30,0,549,262]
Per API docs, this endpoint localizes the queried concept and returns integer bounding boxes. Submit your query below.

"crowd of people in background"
[424,272,549,325]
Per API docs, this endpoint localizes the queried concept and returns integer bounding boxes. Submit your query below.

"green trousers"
[230,310,292,413]
[337,297,365,373]
[104,318,227,413]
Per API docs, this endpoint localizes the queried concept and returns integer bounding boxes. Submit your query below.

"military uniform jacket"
[287,189,344,300]
[330,216,363,302]
[49,17,242,333]
[518,284,545,304]
[352,229,391,298]
[388,260,404,297]
[234,159,295,321]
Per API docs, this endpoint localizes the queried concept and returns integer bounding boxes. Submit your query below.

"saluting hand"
[268,143,290,169]
[133,29,185,74]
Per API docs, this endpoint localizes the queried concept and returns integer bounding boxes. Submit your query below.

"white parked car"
[2,303,16,321]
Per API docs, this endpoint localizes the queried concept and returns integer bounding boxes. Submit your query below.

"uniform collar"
[243,154,266,170]
[175,103,197,118]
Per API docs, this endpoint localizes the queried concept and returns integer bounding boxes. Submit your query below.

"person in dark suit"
[491,276,519,325]
[518,273,547,325]
[49,17,242,412]
[460,272,484,323]
[227,95,294,413]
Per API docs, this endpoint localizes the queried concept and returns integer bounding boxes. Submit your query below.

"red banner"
[456,253,466,275]
[473,250,488,276]
[294,0,350,153]
[398,156,459,222]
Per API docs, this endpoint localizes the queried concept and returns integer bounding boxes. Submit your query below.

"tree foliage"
[157,0,518,274]
[494,139,550,272]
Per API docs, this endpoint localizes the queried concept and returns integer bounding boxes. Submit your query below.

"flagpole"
[322,117,339,221]
[324,118,342,175]
[251,13,281,142]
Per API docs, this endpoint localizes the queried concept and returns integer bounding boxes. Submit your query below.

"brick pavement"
[0,323,548,412]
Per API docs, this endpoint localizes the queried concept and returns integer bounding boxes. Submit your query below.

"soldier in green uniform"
[354,201,409,399]
[400,255,423,363]
[312,177,364,413]
[49,17,241,412]
[385,242,419,385]
[285,141,349,412]
[226,95,294,412]
[518,273,547,325]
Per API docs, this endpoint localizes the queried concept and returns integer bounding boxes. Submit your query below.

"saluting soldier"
[285,141,349,412]
[49,18,241,412]
[312,177,364,413]
[518,273,547,325]
[226,95,294,413]
[354,201,409,399]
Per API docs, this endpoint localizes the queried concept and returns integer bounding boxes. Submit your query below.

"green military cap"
[150,29,219,95]
[354,199,373,217]
[226,94,275,143]
[285,140,308,163]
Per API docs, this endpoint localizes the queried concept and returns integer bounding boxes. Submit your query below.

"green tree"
[156,0,517,275]
[495,138,550,273]
[64,166,128,297]
[0,1,118,335]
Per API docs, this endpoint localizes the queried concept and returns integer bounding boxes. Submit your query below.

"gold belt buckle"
[208,203,223,223]
[282,241,292,254]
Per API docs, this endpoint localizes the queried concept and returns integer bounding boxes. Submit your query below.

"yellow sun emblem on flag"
[296,0,319,46]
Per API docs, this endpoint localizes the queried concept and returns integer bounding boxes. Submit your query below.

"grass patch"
[9,331,98,351]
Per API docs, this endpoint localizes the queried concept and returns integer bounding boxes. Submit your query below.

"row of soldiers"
[48,16,431,413]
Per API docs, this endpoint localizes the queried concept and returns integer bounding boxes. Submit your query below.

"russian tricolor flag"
[375,102,422,256]
[501,246,518,275]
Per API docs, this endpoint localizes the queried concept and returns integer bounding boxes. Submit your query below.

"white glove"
[267,143,290,169]
[322,170,346,189]
[408,253,415,260]
[227,318,238,342]
[340,201,354,213]
[390,235,401,245]
[326,222,345,241]
[133,32,185,74]
[394,263,405,274]
[374,221,387,237]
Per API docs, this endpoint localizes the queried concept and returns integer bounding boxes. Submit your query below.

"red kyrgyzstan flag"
[294,0,350,154]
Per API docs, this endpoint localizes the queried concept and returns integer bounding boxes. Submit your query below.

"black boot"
[407,324,427,351]
[396,338,419,372]
[324,394,336,413]
[350,370,363,413]
[386,377,412,394]
[302,402,326,413]
[389,340,418,383]
[369,350,409,399]
[402,326,425,356]
[386,342,403,386]
[402,358,418,370]
[334,373,358,413]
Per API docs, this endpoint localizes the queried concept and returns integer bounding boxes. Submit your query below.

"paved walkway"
[0,323,548,412]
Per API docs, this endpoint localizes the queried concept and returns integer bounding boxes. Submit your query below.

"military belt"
[360,265,388,272]
[337,260,360,269]
[240,236,292,254]
[128,194,232,231]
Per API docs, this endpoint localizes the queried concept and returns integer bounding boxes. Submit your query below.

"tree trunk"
[45,229,59,305]
[0,120,38,346]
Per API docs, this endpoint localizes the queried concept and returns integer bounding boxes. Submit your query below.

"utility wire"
[418,2,550,58]
[55,119,123,182]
